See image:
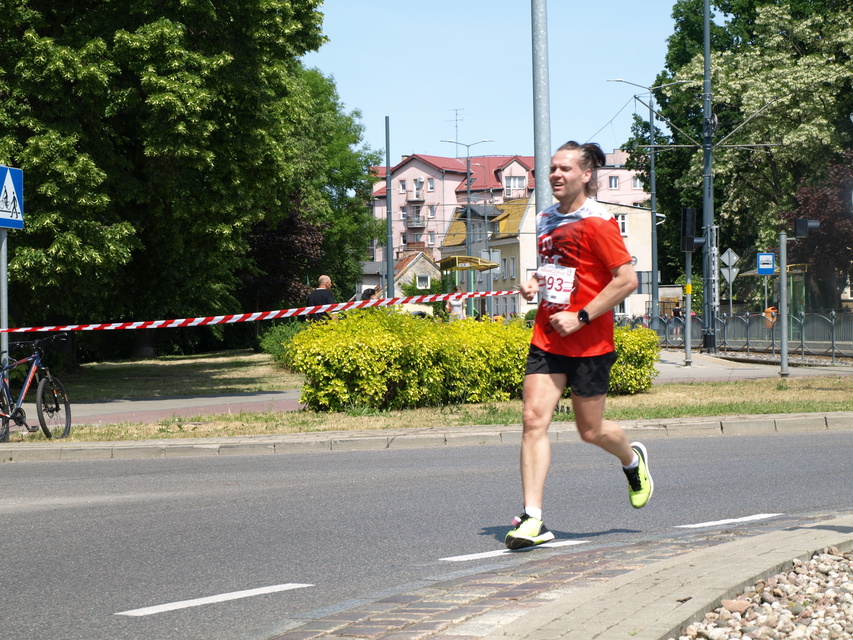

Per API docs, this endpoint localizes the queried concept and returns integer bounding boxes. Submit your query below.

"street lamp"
[474,162,494,316]
[608,78,688,321]
[441,138,493,317]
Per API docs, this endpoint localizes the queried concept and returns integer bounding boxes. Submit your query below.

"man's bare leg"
[519,372,566,511]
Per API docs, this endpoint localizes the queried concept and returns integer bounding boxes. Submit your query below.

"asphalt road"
[1,431,851,640]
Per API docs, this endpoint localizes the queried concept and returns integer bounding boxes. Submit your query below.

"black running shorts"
[524,345,617,397]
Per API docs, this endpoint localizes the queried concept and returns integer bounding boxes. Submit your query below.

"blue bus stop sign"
[0,166,24,230]
[757,252,775,276]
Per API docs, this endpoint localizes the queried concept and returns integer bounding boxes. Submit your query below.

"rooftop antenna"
[446,108,465,157]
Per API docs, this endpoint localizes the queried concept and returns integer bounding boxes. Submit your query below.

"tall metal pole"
[465,153,473,317]
[385,116,394,299]
[779,231,789,377]
[648,95,659,320]
[531,0,552,218]
[442,139,493,318]
[0,228,8,366]
[684,252,693,366]
[701,0,718,351]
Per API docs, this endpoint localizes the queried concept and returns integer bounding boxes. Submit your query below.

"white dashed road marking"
[676,513,783,529]
[115,583,314,617]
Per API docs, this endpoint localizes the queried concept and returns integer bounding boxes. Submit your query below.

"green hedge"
[609,327,660,394]
[277,310,659,411]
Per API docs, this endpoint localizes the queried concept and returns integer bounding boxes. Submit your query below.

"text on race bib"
[537,263,576,305]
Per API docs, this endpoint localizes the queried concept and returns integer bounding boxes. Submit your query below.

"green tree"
[627,0,853,295]
[1,1,380,355]
[783,151,853,310]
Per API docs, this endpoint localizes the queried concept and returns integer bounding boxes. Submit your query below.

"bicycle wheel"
[36,376,71,439]
[0,390,10,442]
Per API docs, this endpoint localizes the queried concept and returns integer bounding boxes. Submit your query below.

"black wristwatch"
[577,308,591,325]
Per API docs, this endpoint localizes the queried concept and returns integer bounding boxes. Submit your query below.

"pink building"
[368,154,536,264]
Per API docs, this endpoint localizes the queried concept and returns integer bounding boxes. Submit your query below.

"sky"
[301,0,680,162]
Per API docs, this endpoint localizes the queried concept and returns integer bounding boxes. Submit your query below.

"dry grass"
[10,351,853,443]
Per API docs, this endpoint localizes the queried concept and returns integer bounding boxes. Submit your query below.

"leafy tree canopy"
[0,1,380,342]
[626,0,853,300]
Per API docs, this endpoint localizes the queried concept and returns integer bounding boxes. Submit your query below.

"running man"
[505,141,654,550]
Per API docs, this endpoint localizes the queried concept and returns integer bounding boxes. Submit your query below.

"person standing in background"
[446,285,466,320]
[306,275,335,321]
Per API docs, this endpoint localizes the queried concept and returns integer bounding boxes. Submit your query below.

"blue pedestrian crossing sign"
[0,166,24,230]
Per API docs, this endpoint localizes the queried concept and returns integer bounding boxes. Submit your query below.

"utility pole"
[385,117,394,299]
[701,0,719,352]
[531,0,552,219]
[441,139,493,317]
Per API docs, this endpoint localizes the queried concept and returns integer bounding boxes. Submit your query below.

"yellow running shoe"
[505,514,555,550]
[624,442,654,508]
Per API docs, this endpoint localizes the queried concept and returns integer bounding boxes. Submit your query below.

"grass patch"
[64,350,302,401]
[7,351,852,444]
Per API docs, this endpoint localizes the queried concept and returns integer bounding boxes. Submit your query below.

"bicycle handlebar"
[4,332,68,356]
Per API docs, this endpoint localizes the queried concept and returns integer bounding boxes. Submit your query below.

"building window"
[413,233,422,243]
[428,231,435,245]
[504,175,526,197]
[428,178,435,192]
[501,258,508,279]
[399,179,406,193]
[609,176,619,189]
[417,275,430,289]
[510,257,516,279]
[616,214,628,236]
[401,233,407,246]
[400,206,407,219]
[632,175,642,189]
[428,205,436,218]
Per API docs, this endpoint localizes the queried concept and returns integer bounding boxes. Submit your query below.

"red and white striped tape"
[0,290,519,333]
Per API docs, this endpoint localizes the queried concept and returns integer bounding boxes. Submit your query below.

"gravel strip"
[670,547,853,640]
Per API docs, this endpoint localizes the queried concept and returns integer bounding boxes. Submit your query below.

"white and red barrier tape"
[0,290,520,333]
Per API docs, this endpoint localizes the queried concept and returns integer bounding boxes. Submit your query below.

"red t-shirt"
[531,199,632,357]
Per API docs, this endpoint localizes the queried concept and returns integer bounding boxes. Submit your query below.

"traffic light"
[794,218,820,239]
[680,208,706,252]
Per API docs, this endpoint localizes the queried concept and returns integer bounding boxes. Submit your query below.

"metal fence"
[616,311,853,361]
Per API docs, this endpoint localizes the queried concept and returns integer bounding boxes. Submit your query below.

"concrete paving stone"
[162,444,220,456]
[444,432,503,447]
[623,425,669,439]
[111,445,165,458]
[335,624,397,637]
[826,413,853,429]
[775,415,827,431]
[268,631,320,640]
[665,421,723,437]
[387,434,448,449]
[377,594,426,606]
[330,436,390,451]
[60,446,115,460]
[720,417,775,435]
[0,446,62,461]
[553,429,581,442]
[218,442,277,455]
[275,440,332,453]
[499,431,522,445]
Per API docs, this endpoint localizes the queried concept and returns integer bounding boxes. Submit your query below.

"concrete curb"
[483,515,853,640]
[1,411,852,462]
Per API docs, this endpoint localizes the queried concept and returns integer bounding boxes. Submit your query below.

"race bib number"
[537,263,576,305]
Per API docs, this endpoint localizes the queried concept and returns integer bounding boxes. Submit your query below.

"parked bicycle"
[0,333,71,442]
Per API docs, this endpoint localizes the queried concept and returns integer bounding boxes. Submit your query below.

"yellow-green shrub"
[609,327,660,394]
[283,311,659,411]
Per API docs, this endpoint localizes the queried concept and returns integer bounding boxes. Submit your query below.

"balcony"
[406,216,427,228]
[406,189,425,202]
